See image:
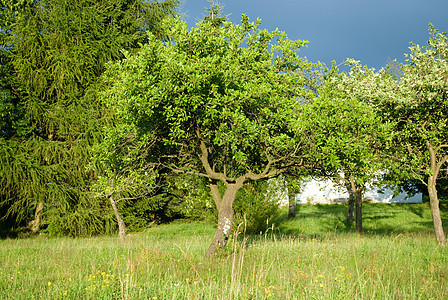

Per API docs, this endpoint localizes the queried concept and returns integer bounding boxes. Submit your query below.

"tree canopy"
[383,25,448,245]
[309,63,393,231]
[102,16,317,255]
[1,0,446,248]
[346,25,448,245]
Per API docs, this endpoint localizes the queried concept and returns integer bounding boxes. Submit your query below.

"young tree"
[91,123,159,242]
[384,26,448,245]
[348,25,448,245]
[310,63,392,232]
[102,16,316,256]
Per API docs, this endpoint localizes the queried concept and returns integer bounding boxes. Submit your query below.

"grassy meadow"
[1,203,448,299]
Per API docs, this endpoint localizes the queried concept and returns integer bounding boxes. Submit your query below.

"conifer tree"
[203,0,228,28]
[0,0,179,235]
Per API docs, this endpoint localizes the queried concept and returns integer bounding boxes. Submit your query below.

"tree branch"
[196,127,234,182]
[435,144,448,152]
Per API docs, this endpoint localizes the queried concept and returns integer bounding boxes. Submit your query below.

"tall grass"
[1,203,447,299]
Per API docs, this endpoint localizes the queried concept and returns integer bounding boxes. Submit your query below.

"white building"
[295,177,422,205]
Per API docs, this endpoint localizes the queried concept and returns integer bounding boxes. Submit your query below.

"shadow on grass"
[408,204,426,218]
[0,227,39,239]
[270,203,448,239]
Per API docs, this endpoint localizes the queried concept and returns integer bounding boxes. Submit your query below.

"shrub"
[233,179,283,234]
[168,174,215,221]
[161,174,282,234]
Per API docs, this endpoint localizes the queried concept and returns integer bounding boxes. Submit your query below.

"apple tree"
[382,26,448,245]
[102,16,316,256]
[309,62,393,232]
[347,26,448,245]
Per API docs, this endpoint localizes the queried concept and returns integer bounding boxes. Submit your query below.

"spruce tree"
[0,0,179,235]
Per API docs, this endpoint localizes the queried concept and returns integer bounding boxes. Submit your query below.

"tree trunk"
[108,194,126,243]
[29,201,44,232]
[347,198,354,222]
[288,192,295,219]
[428,176,446,246]
[206,181,243,257]
[354,189,362,233]
[346,189,355,222]
[288,203,296,219]
[347,173,363,233]
[344,177,355,222]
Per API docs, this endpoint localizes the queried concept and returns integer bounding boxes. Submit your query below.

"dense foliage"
[0,0,446,248]
[101,16,317,255]
[310,63,393,231]
[0,0,179,236]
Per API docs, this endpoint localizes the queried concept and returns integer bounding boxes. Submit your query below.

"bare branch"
[435,144,448,152]
[163,162,210,178]
[196,128,234,182]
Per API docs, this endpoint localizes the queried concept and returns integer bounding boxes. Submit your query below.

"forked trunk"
[206,181,243,257]
[428,176,446,246]
[108,194,126,243]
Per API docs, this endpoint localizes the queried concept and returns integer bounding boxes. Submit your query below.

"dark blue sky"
[180,0,448,70]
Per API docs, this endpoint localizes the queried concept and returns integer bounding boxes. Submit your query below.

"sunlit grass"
[275,202,447,236]
[1,204,447,299]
